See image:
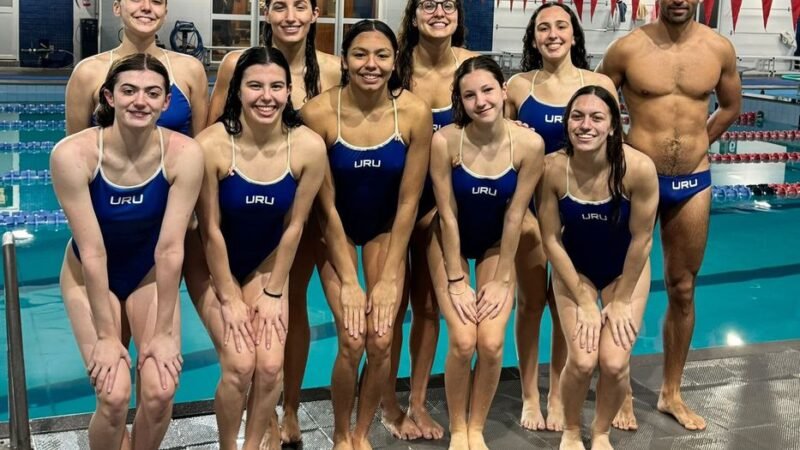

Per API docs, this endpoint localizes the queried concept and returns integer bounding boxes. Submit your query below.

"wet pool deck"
[6,339,800,449]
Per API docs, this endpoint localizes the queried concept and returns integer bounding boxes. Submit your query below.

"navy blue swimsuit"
[219,132,298,283]
[94,50,193,135]
[452,124,518,259]
[559,158,632,290]
[329,89,408,246]
[516,70,585,155]
[71,128,170,300]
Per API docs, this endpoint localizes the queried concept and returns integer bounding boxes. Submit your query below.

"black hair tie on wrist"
[447,275,465,283]
[262,288,282,299]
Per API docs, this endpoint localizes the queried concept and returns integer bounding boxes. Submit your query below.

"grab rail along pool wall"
[2,231,31,450]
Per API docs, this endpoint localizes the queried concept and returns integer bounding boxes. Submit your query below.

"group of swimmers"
[50,0,742,449]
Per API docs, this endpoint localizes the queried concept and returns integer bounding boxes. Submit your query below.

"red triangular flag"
[510,0,514,10]
[793,0,800,31]
[731,0,742,31]
[655,1,660,18]
[761,0,773,28]
[611,0,617,18]
[590,0,599,19]
[574,0,584,19]
[524,0,528,11]
[497,0,501,8]
[703,0,715,25]
[632,0,640,21]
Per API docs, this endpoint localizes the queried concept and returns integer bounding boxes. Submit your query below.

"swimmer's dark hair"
[340,20,403,99]
[397,0,467,91]
[263,0,321,103]
[521,2,588,72]
[218,46,303,136]
[452,55,505,128]
[95,53,170,128]
[564,85,627,222]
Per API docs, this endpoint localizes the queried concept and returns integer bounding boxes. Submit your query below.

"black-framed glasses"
[418,0,458,14]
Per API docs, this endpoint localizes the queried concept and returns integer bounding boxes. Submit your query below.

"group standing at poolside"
[51,0,740,449]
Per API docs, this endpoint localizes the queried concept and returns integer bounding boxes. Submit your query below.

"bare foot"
[332,432,353,450]
[590,432,614,450]
[467,430,489,450]
[258,414,281,450]
[559,429,587,450]
[351,435,373,450]
[611,394,638,431]
[408,405,445,440]
[520,398,546,431]
[546,396,565,431]
[657,393,707,431]
[449,431,469,450]
[381,408,422,440]
[280,408,302,444]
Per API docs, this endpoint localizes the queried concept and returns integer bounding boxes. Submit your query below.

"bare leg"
[514,214,548,431]
[547,284,567,432]
[61,249,132,450]
[657,191,710,431]
[281,225,317,444]
[318,241,365,450]
[406,211,445,440]
[427,224,473,450]
[126,279,181,450]
[380,278,421,440]
[467,251,516,450]
[191,275,256,450]
[553,273,599,450]
[593,261,650,449]
[351,234,407,450]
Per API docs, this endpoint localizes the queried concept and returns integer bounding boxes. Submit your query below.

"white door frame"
[0,0,19,61]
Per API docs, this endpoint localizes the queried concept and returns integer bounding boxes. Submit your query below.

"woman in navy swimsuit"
[193,47,325,450]
[539,85,658,450]
[53,54,203,450]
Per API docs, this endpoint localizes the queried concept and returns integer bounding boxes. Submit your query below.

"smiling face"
[238,63,290,126]
[659,0,699,25]
[114,0,167,38]
[266,0,318,44]
[458,69,507,125]
[533,6,575,64]
[342,31,396,92]
[415,0,458,40]
[566,93,614,153]
[104,69,170,129]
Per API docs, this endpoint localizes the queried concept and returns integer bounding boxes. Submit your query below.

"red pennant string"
[792,0,800,31]
[590,0,599,19]
[631,0,640,21]
[731,0,742,31]
[611,0,617,18]
[703,0,715,25]
[574,0,584,19]
[761,0,773,29]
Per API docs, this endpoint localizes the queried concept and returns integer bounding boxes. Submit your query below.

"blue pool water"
[1,87,799,422]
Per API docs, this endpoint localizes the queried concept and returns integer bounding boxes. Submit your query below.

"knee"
[96,385,131,427]
[254,356,284,389]
[599,356,629,382]
[449,332,477,361]
[665,272,697,310]
[139,374,176,418]
[412,297,439,322]
[517,294,546,319]
[365,333,393,360]
[220,354,256,393]
[566,353,597,379]
[476,336,505,364]
[338,336,365,364]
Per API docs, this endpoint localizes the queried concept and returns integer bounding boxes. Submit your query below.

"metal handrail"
[3,232,31,450]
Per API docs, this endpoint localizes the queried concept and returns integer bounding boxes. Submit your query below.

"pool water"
[1,95,799,421]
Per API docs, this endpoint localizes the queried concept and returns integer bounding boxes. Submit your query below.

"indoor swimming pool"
[1,84,799,423]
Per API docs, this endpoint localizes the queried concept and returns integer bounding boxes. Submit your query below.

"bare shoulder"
[397,89,429,115]
[167,51,206,75]
[292,125,326,154]
[433,123,459,144]
[544,150,567,172]
[453,47,480,61]
[581,71,617,93]
[510,121,544,155]
[219,49,244,74]
[52,128,98,160]
[607,28,648,57]
[70,52,112,83]
[316,50,340,68]
[194,122,227,148]
[164,128,203,162]
[699,26,735,55]
[301,87,336,119]
[316,51,341,87]
[623,144,657,178]
[507,71,533,97]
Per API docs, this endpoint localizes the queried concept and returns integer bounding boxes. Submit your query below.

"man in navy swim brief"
[597,0,741,432]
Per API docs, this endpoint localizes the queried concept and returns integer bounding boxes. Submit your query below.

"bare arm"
[707,40,742,144]
[65,60,102,136]
[153,135,204,336]
[186,57,210,136]
[430,131,462,281]
[207,51,241,127]
[261,131,326,295]
[595,39,627,89]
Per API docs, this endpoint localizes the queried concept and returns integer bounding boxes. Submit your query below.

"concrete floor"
[9,340,800,449]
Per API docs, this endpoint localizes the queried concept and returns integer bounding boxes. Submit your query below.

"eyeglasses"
[418,0,458,14]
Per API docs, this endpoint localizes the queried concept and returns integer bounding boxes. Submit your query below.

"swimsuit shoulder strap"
[565,156,572,196]
[450,47,460,67]
[391,97,400,137]
[228,133,237,172]
[94,127,104,178]
[286,128,295,178]
[160,48,176,84]
[579,69,585,87]
[108,49,115,69]
[507,121,515,170]
[157,126,166,172]
[530,70,538,96]
[458,127,466,165]
[336,87,343,141]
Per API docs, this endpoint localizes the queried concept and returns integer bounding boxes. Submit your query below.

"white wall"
[491,0,798,66]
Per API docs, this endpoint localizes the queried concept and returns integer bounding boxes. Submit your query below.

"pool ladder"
[2,232,31,449]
